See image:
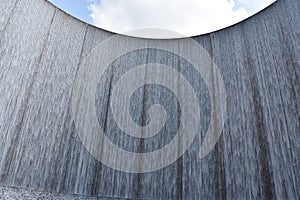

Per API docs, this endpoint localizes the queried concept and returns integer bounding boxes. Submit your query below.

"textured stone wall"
[0,0,299,199]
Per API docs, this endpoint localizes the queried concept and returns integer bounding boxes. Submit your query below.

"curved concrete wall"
[0,0,299,199]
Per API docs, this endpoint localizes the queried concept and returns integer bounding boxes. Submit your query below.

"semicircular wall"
[0,0,299,199]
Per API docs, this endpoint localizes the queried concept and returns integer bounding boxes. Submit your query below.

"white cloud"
[88,0,250,38]
[232,0,275,14]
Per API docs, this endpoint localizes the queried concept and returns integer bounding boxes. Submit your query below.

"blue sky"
[48,0,276,38]
[49,0,93,24]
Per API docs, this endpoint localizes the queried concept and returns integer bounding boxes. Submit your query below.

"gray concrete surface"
[0,186,102,200]
[0,0,299,199]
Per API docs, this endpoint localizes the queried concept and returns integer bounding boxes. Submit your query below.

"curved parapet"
[0,0,299,199]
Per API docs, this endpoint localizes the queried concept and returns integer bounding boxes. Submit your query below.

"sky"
[48,0,275,38]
